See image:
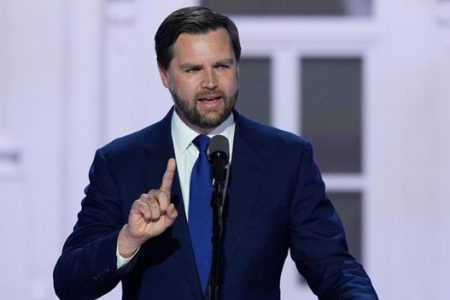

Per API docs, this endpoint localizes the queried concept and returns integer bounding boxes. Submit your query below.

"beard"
[170,88,238,130]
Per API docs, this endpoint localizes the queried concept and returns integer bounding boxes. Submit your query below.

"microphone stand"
[207,136,230,300]
[209,179,226,300]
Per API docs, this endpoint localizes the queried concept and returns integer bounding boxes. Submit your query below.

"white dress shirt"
[117,110,235,268]
[171,111,235,218]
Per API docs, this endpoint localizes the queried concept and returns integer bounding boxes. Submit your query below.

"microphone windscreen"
[208,135,230,161]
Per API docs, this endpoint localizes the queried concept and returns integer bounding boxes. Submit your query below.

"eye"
[216,64,230,70]
[185,67,201,73]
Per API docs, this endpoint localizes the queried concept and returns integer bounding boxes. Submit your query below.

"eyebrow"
[179,63,202,70]
[179,58,235,70]
[215,59,235,66]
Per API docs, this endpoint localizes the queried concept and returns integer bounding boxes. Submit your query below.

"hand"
[118,158,178,257]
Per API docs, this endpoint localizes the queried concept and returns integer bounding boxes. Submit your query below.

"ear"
[158,64,169,88]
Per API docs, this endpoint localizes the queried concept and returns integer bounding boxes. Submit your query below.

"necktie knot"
[193,135,210,153]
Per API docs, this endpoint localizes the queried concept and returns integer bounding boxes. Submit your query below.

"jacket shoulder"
[97,112,171,159]
[235,112,312,151]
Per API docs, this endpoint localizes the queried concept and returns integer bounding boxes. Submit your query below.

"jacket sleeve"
[53,150,135,299]
[288,142,378,299]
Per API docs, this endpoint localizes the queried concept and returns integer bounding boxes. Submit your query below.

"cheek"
[173,78,198,98]
[223,77,238,93]
[222,72,238,86]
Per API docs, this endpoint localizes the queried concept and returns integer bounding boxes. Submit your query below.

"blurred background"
[1,0,450,299]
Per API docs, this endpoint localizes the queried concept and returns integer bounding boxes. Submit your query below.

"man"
[54,6,377,299]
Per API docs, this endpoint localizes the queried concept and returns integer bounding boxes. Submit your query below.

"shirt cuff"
[116,244,139,269]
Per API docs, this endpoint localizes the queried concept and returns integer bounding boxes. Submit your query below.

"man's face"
[159,28,239,133]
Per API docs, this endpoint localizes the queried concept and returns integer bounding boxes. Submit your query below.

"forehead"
[171,28,234,62]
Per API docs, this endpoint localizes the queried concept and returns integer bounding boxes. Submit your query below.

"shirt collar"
[171,108,235,153]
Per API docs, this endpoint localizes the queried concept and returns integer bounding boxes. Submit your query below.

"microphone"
[208,135,230,300]
[208,135,230,186]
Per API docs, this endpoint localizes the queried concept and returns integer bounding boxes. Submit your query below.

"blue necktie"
[189,135,213,294]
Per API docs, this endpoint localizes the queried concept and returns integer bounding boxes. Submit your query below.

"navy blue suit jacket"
[54,109,377,299]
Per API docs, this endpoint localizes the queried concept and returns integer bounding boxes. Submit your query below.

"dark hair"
[155,6,241,70]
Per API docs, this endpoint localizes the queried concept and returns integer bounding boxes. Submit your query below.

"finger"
[166,203,178,221]
[160,158,176,198]
[132,196,151,221]
[146,189,169,214]
[139,201,152,221]
[147,197,161,221]
[157,189,170,213]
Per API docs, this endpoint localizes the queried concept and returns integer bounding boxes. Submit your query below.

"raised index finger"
[160,158,176,198]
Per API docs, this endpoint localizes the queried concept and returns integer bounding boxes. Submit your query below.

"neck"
[175,109,216,135]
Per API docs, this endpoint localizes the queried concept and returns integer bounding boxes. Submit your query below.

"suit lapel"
[222,113,264,268]
[142,109,203,298]
[170,172,203,297]
[139,110,266,294]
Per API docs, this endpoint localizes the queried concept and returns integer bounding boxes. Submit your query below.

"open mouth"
[198,95,222,102]
[197,95,223,110]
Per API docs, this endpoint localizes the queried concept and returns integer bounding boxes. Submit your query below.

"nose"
[202,69,218,90]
